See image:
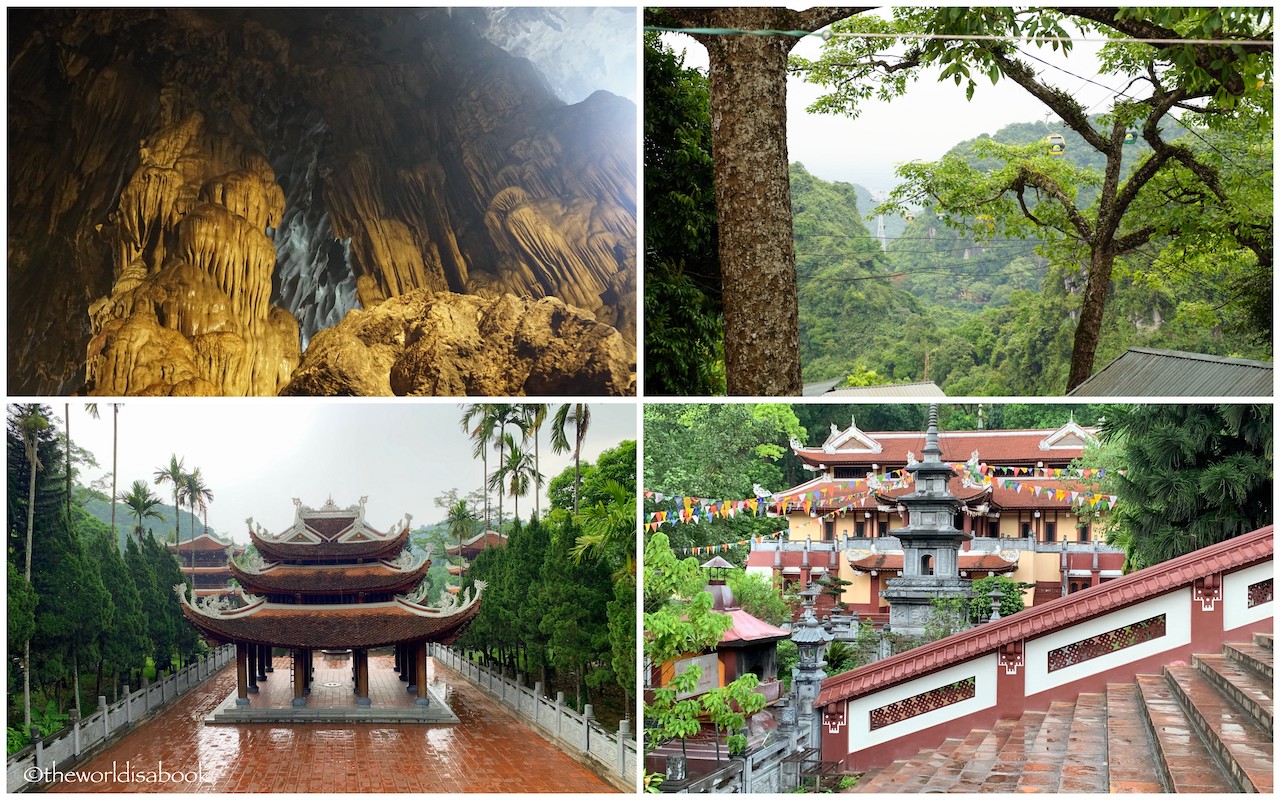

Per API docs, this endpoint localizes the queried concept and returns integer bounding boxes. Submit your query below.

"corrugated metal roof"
[823,382,946,398]
[802,378,844,396]
[1068,348,1273,396]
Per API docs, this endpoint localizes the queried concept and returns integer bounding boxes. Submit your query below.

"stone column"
[263,644,274,674]
[406,646,418,694]
[246,645,259,693]
[303,649,312,693]
[292,649,307,707]
[393,644,402,674]
[415,641,429,707]
[256,644,268,682]
[356,648,371,706]
[235,642,250,706]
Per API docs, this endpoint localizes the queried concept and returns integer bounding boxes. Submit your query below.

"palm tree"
[490,433,540,524]
[520,404,549,519]
[473,405,519,531]
[574,479,636,582]
[120,480,164,540]
[445,499,477,576]
[552,403,592,514]
[460,404,504,530]
[181,469,214,567]
[15,404,49,732]
[85,403,121,544]
[153,454,186,545]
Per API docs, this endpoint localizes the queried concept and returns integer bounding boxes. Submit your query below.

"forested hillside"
[795,115,1272,394]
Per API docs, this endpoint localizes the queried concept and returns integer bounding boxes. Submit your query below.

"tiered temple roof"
[177,498,482,648]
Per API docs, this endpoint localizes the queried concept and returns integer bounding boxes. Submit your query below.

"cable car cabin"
[1123,129,1137,144]
[1046,133,1066,155]
[905,212,916,223]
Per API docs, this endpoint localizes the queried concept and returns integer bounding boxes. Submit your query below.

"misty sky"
[665,11,1122,190]
[54,401,637,543]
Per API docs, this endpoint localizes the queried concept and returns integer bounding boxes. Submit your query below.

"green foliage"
[644,404,797,553]
[727,570,793,626]
[1097,404,1272,570]
[790,9,1272,393]
[7,561,36,657]
[644,32,724,394]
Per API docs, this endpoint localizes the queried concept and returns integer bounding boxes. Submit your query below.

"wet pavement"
[48,653,618,793]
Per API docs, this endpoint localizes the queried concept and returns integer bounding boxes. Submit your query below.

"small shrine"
[175,497,483,722]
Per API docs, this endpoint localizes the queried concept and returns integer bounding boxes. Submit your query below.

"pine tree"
[1100,404,1272,570]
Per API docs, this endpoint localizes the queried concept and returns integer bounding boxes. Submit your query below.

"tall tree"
[120,479,164,540]
[152,454,186,545]
[181,468,214,565]
[491,432,540,524]
[1097,404,1272,570]
[645,7,867,395]
[520,404,549,519]
[13,403,49,730]
[460,404,498,529]
[445,498,477,575]
[552,403,592,514]
[796,7,1273,390]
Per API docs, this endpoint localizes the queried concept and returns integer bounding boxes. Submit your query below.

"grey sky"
[665,10,1120,190]
[58,401,637,542]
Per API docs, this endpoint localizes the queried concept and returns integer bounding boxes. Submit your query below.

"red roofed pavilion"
[176,497,483,713]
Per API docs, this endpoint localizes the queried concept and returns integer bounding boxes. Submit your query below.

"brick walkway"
[48,654,617,793]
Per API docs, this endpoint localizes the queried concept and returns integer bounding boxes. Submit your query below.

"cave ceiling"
[8,8,637,396]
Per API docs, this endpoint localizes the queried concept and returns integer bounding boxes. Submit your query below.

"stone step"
[1254,631,1273,651]
[1105,682,1170,793]
[1014,699,1077,791]
[845,765,880,792]
[948,717,1017,793]
[1224,640,1275,689]
[856,756,916,793]
[1195,652,1273,733]
[1165,664,1273,793]
[893,736,965,792]
[1057,692,1108,792]
[1136,673,1235,793]
[975,710,1046,792]
[918,727,990,792]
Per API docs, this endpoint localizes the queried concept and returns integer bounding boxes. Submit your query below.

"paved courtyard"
[48,653,618,793]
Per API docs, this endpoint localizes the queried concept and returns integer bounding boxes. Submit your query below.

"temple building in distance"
[746,417,1126,617]
[176,497,483,718]
[168,531,244,598]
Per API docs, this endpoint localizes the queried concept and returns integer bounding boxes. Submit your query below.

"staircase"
[847,633,1273,793]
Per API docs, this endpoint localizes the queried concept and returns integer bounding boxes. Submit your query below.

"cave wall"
[8,9,636,395]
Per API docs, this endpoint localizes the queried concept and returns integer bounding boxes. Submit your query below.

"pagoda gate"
[175,497,483,717]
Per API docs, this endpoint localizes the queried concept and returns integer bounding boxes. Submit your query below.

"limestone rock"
[282,291,634,396]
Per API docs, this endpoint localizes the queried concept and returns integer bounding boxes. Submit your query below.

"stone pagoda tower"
[882,405,973,636]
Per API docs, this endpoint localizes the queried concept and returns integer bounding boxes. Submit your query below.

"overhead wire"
[644,26,1274,47]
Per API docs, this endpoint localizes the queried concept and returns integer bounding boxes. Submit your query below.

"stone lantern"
[790,607,834,749]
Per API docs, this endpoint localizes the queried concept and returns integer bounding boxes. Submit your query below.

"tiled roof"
[304,515,357,540]
[794,429,1093,469]
[180,597,482,649]
[847,552,1018,573]
[720,609,790,646]
[167,533,241,552]
[780,477,1089,511]
[816,525,1274,709]
[443,530,508,554]
[250,525,409,560]
[229,560,429,594]
[1068,347,1273,397]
